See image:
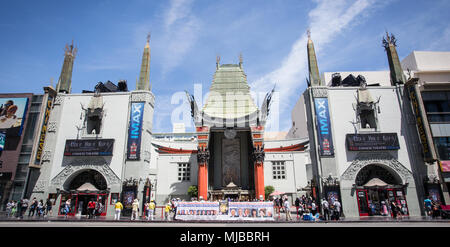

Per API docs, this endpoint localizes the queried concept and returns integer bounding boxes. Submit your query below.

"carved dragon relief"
[341,152,413,184]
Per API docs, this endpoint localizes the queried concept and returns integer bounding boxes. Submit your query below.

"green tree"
[187,185,198,199]
[265,185,275,200]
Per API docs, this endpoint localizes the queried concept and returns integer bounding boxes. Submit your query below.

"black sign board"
[64,139,114,156]
[346,133,400,151]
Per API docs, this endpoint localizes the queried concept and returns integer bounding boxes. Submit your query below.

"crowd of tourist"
[3,195,448,221]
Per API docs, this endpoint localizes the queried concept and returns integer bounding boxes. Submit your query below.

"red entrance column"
[252,126,265,201]
[197,160,208,200]
[196,126,210,200]
[254,160,265,200]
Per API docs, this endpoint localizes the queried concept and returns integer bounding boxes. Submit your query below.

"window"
[178,163,191,182]
[359,107,377,129]
[86,114,102,134]
[272,161,286,180]
[434,137,450,160]
[423,91,450,123]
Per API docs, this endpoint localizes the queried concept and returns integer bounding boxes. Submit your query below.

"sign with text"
[127,102,145,160]
[314,98,334,156]
[175,202,274,221]
[64,139,114,156]
[407,84,435,161]
[35,95,53,164]
[346,133,400,151]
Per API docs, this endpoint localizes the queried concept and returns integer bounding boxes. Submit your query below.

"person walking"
[284,198,292,221]
[64,199,71,219]
[148,200,156,221]
[45,198,52,217]
[114,200,123,221]
[37,200,44,217]
[311,200,317,216]
[390,201,398,219]
[6,201,13,218]
[17,199,24,219]
[11,201,17,218]
[131,199,140,220]
[321,199,330,221]
[21,198,29,219]
[164,203,172,221]
[95,200,103,218]
[424,197,433,217]
[295,197,300,219]
[432,201,441,219]
[88,200,95,219]
[333,200,341,221]
[28,197,38,217]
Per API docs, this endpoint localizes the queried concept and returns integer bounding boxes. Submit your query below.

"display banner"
[407,84,435,161]
[64,139,114,156]
[0,97,29,136]
[0,132,5,151]
[127,102,145,160]
[175,202,274,221]
[35,95,53,164]
[346,133,400,151]
[314,98,334,156]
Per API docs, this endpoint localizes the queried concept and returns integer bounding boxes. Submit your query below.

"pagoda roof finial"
[307,29,311,39]
[239,52,243,68]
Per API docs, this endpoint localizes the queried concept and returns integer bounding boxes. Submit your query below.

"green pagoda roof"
[202,63,259,120]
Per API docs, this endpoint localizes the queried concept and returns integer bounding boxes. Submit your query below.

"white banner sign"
[175,201,274,221]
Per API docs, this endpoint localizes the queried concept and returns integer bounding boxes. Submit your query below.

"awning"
[76,182,99,192]
[363,178,389,187]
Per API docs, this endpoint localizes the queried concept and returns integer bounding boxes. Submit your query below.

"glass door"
[356,189,369,216]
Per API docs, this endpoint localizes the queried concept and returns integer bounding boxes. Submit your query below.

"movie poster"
[127,102,145,160]
[175,202,274,221]
[314,98,334,156]
[0,97,29,136]
[0,132,5,151]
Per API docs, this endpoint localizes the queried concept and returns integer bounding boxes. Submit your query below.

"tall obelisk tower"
[56,41,77,93]
[136,34,151,91]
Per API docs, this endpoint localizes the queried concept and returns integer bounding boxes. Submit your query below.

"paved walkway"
[0,214,448,224]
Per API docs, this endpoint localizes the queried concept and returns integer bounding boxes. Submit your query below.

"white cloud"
[250,0,377,130]
[159,0,200,75]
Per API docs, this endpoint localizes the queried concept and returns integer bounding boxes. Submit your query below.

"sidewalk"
[0,214,448,223]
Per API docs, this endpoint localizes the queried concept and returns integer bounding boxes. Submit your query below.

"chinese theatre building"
[29,38,311,217]
[154,56,310,202]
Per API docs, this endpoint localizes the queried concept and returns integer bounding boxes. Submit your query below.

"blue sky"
[1,0,449,133]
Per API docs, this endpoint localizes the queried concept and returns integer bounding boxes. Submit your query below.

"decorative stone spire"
[56,40,77,93]
[216,55,220,69]
[239,52,243,69]
[383,32,405,85]
[136,34,151,91]
[307,30,321,87]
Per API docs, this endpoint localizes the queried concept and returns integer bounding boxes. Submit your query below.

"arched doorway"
[355,164,409,217]
[59,169,109,217]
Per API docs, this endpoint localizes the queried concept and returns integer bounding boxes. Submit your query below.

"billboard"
[35,95,53,164]
[0,132,5,151]
[127,102,145,160]
[0,97,29,136]
[64,139,114,156]
[346,133,400,151]
[175,201,274,221]
[314,98,334,156]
